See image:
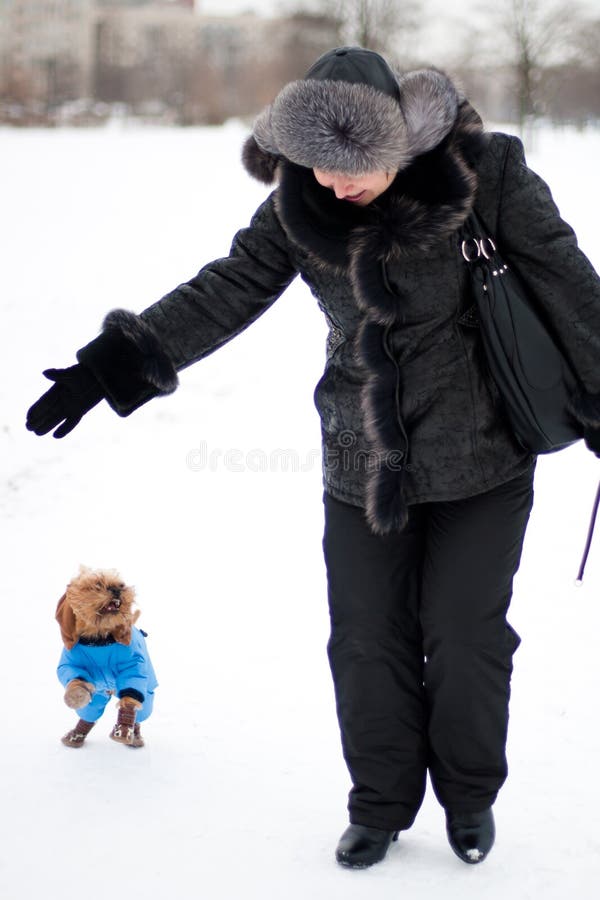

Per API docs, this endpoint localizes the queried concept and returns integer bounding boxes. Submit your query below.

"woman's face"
[312,168,395,206]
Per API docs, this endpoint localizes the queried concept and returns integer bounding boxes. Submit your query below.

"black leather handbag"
[461,210,582,454]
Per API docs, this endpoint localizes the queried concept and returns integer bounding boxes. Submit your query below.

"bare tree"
[482,0,582,131]
[542,16,600,125]
[571,15,600,69]
[339,0,420,54]
[284,0,422,58]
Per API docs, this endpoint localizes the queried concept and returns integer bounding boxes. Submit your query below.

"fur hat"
[242,46,459,183]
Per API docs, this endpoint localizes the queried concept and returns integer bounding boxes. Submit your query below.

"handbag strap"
[458,209,506,329]
[576,479,600,583]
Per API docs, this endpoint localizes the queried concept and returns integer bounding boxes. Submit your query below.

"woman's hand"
[26,364,104,438]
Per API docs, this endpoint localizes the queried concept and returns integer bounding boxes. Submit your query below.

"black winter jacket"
[77,103,600,535]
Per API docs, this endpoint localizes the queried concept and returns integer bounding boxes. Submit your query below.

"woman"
[27,47,600,867]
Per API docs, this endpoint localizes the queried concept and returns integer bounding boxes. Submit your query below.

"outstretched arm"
[27,193,298,435]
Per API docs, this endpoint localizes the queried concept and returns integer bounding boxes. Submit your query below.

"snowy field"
[2,118,600,899]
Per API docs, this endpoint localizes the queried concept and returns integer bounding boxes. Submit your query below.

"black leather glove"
[26,364,104,438]
[584,427,600,458]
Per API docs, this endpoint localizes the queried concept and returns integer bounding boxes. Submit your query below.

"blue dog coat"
[57,627,158,723]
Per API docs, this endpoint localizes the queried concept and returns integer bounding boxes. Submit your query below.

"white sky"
[198,0,599,17]
[197,0,600,63]
[195,0,478,62]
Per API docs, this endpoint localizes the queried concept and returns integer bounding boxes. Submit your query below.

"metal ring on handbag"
[461,238,481,262]
[479,236,497,260]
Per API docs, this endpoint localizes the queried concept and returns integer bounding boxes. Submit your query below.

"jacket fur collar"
[275,101,488,536]
[272,101,487,283]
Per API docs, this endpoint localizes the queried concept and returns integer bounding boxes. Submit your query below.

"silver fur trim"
[260,79,410,174]
[252,105,279,156]
[248,69,459,177]
[397,70,459,156]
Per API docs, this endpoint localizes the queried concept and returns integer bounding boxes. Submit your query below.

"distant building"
[96,1,195,8]
[0,0,338,123]
[0,0,96,107]
[93,0,198,110]
[180,12,339,121]
[93,7,337,122]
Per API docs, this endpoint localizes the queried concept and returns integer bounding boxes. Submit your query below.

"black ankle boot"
[335,824,399,868]
[446,808,495,864]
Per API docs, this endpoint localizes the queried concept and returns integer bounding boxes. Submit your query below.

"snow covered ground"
[2,119,600,899]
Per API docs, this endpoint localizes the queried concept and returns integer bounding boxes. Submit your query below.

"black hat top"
[304,47,401,102]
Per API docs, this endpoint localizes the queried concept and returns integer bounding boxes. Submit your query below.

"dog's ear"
[112,623,133,646]
[56,593,78,650]
[113,607,140,646]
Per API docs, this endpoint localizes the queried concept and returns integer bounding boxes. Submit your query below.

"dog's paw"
[109,723,144,748]
[61,720,95,747]
[109,697,143,747]
[110,723,135,745]
[64,679,94,709]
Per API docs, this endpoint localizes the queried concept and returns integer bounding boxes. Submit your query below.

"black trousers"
[322,467,535,831]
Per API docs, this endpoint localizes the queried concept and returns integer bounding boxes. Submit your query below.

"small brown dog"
[56,566,157,748]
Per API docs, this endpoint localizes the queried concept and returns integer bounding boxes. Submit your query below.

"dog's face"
[57,566,140,647]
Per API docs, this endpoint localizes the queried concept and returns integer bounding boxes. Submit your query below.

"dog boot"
[110,697,143,747]
[61,718,95,748]
[129,723,145,749]
[64,679,95,709]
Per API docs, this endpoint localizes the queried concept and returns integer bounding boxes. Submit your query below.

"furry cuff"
[77,309,178,417]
